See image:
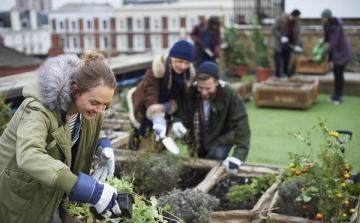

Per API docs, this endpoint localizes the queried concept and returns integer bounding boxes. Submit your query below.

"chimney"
[30,10,38,30]
[10,8,21,31]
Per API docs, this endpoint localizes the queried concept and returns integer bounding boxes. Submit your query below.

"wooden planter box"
[296,56,330,75]
[318,78,360,96]
[229,80,253,101]
[254,77,319,110]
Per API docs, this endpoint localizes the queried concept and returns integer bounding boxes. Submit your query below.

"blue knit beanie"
[169,40,194,62]
[197,61,219,79]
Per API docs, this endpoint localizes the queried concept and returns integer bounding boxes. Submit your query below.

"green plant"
[64,175,172,223]
[283,118,357,222]
[225,184,257,203]
[222,25,250,67]
[225,173,277,204]
[0,92,13,135]
[246,17,270,68]
[122,155,184,196]
[157,188,219,223]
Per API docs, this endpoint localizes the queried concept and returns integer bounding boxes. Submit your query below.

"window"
[135,18,142,30]
[104,36,108,48]
[151,35,162,50]
[119,19,125,30]
[72,21,76,30]
[189,18,196,30]
[169,35,179,47]
[73,36,77,48]
[87,20,92,29]
[133,34,144,50]
[153,18,160,30]
[59,21,63,30]
[170,18,178,31]
[85,36,94,49]
[103,20,107,29]
[117,35,127,50]
[60,37,65,48]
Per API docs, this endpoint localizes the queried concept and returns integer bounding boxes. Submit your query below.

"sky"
[0,0,122,11]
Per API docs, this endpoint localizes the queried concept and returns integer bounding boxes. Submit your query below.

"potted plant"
[246,17,273,82]
[223,24,250,77]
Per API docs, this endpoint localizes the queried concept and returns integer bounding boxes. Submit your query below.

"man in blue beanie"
[127,40,195,150]
[171,61,251,174]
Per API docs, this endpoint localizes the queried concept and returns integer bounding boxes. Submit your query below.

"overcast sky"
[0,0,122,11]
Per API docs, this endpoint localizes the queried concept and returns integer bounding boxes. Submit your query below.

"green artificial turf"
[173,93,360,173]
[244,93,360,173]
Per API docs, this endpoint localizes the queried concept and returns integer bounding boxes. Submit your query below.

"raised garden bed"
[254,77,319,110]
[228,80,253,101]
[296,56,330,75]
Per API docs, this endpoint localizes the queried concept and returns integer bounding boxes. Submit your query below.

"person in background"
[272,9,303,78]
[0,51,120,222]
[171,61,250,174]
[191,16,221,66]
[127,40,195,149]
[321,9,353,105]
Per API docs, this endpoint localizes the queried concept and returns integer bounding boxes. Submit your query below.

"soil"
[208,176,262,211]
[178,167,210,190]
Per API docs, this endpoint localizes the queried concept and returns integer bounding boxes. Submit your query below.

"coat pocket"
[0,168,38,215]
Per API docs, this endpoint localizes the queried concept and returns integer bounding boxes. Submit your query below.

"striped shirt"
[69,113,82,147]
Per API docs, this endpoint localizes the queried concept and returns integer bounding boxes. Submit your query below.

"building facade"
[48,0,234,55]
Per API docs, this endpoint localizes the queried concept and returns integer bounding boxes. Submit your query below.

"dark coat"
[174,80,250,161]
[190,20,221,60]
[127,54,195,129]
[322,17,353,66]
[272,13,302,52]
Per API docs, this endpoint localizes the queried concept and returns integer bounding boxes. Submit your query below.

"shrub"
[157,188,219,223]
[0,92,13,135]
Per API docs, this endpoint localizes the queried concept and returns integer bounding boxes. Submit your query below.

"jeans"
[333,64,345,97]
[274,49,291,77]
[213,145,233,160]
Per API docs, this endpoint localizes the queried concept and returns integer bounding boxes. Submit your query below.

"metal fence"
[234,0,284,25]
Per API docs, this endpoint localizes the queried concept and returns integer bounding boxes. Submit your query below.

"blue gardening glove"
[163,101,172,113]
[152,116,167,142]
[92,138,115,182]
[222,157,243,175]
[69,172,121,218]
[171,122,187,139]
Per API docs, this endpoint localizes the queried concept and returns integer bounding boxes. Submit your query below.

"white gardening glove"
[171,122,187,139]
[152,116,167,141]
[294,45,302,53]
[92,147,115,182]
[280,36,289,44]
[222,156,243,175]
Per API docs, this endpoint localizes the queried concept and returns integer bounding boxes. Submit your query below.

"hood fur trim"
[152,54,196,80]
[37,54,80,111]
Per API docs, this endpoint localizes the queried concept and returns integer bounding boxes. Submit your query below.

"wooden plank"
[296,56,330,75]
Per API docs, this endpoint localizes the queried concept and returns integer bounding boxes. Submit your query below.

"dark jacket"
[322,17,353,66]
[190,20,221,60]
[0,54,105,222]
[174,80,250,161]
[127,54,195,129]
[272,13,302,52]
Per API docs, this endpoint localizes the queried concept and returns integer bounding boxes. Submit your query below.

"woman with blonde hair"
[0,50,121,222]
[127,40,195,149]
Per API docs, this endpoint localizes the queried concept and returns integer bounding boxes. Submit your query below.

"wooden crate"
[296,56,330,75]
[229,80,253,101]
[254,79,317,110]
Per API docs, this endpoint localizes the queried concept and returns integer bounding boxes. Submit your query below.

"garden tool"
[161,136,180,154]
[335,129,353,153]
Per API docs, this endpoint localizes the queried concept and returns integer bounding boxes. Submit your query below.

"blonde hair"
[73,50,116,93]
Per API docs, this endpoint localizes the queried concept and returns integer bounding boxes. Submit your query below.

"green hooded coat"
[0,54,105,223]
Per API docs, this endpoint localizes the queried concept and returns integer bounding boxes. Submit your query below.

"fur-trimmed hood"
[23,54,80,112]
[151,53,196,79]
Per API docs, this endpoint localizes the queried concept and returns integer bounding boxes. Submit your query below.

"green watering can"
[312,39,326,63]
